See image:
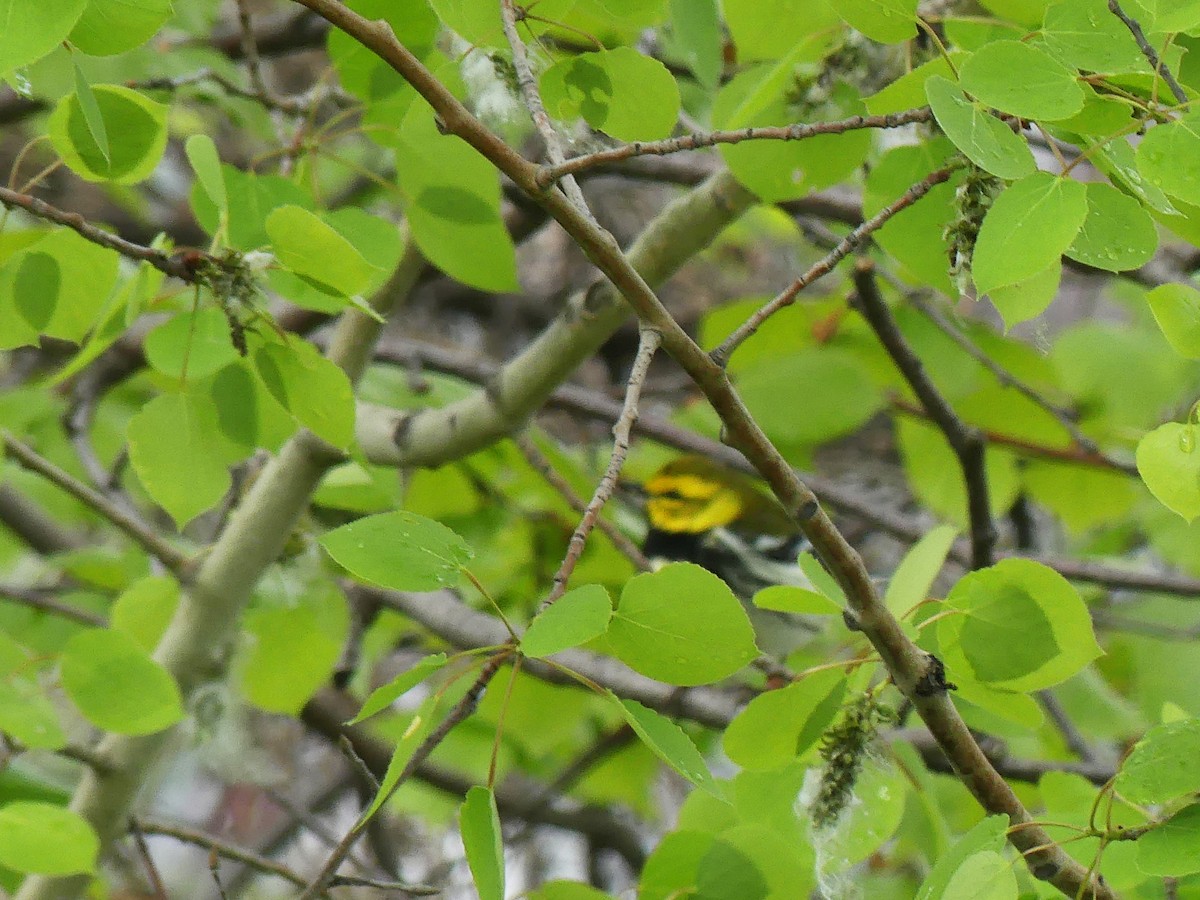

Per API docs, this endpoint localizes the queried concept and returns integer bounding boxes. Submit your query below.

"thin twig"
[135,818,327,894]
[512,436,650,571]
[128,819,168,899]
[0,583,106,626]
[1108,0,1189,105]
[1,432,192,578]
[234,0,268,99]
[0,186,197,281]
[297,651,510,899]
[711,162,961,365]
[499,0,591,214]
[539,107,933,186]
[542,329,660,610]
[1037,691,1103,765]
[903,292,1137,475]
[852,259,996,569]
[133,68,343,115]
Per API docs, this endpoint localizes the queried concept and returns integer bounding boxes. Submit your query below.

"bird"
[640,455,828,657]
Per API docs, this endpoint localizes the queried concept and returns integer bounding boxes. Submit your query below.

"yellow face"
[644,463,745,534]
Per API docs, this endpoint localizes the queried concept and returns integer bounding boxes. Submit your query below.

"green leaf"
[738,348,883,449]
[941,851,1018,899]
[751,584,841,615]
[72,60,109,165]
[0,802,98,875]
[897,418,1021,525]
[1135,803,1200,876]
[144,307,242,381]
[237,585,348,715]
[1041,0,1150,74]
[1147,283,1200,358]
[540,47,681,141]
[47,85,167,184]
[1137,111,1200,207]
[795,553,848,606]
[924,76,1036,180]
[938,559,1102,691]
[185,134,226,213]
[266,205,380,298]
[350,653,448,724]
[0,0,87,73]
[916,815,1009,900]
[0,678,66,750]
[723,669,845,770]
[722,0,840,60]
[1116,718,1200,804]
[528,881,614,900]
[68,0,173,56]
[252,339,355,448]
[460,786,504,900]
[883,524,957,619]
[714,57,871,201]
[617,696,722,797]
[0,230,120,347]
[959,41,1085,120]
[834,0,918,43]
[864,141,959,293]
[127,391,234,526]
[640,830,716,900]
[521,585,613,658]
[971,171,1088,295]
[60,629,184,735]
[128,390,234,526]
[1137,423,1200,522]
[191,166,313,250]
[695,839,768,900]
[1022,462,1138,535]
[362,692,438,819]
[319,510,474,591]
[397,102,518,292]
[1065,182,1158,272]
[669,0,721,87]
[208,360,294,455]
[110,575,179,651]
[607,562,757,685]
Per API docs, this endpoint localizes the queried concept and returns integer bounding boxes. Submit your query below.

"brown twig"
[852,260,995,568]
[128,819,168,899]
[512,435,650,572]
[0,186,197,281]
[234,0,269,100]
[297,651,510,899]
[1,432,192,577]
[711,162,961,366]
[0,583,106,627]
[542,328,660,609]
[1107,0,1189,105]
[903,291,1137,475]
[539,108,934,186]
[499,0,590,214]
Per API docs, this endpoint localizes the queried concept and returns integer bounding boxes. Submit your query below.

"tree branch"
[543,328,659,609]
[852,260,996,569]
[710,162,960,366]
[539,108,933,186]
[1108,0,1188,105]
[283,7,1109,894]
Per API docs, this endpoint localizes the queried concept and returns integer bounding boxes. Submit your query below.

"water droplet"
[1180,429,1195,454]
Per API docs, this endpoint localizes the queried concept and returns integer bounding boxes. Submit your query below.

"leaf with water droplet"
[1137,423,1200,522]
[319,511,473,591]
